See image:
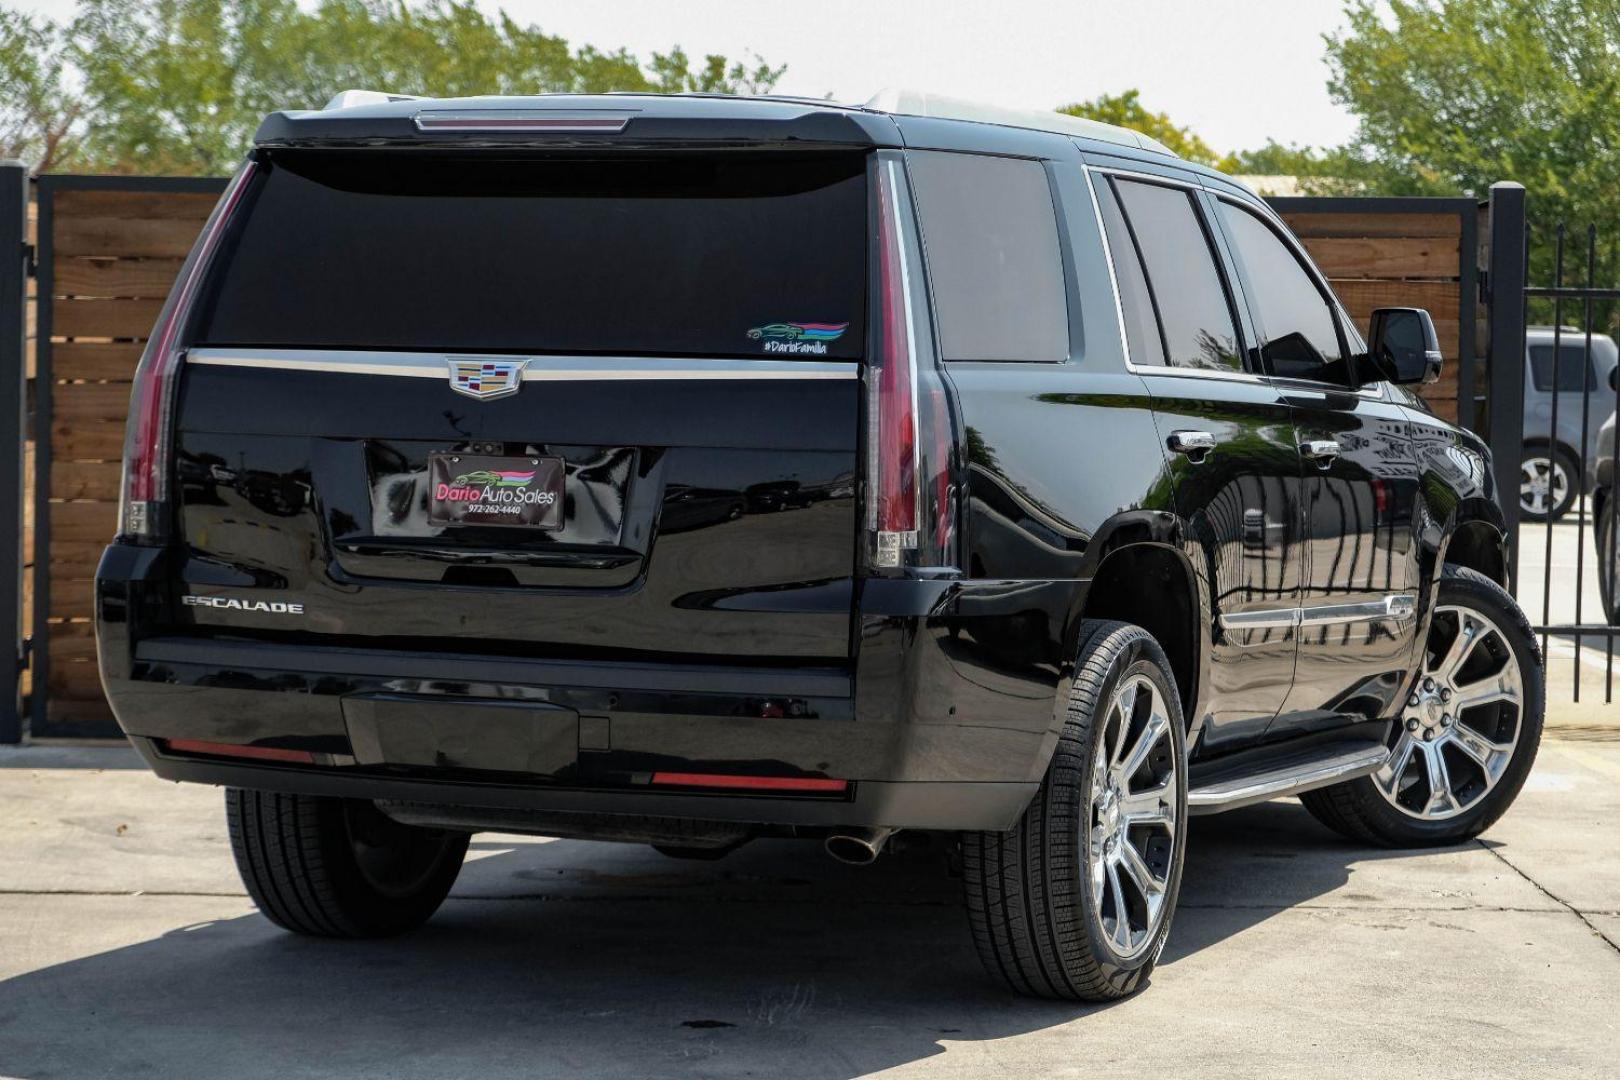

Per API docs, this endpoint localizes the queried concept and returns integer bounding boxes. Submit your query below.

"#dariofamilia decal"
[746,321,849,355]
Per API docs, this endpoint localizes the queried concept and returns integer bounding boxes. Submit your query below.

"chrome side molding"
[1218,607,1300,631]
[1220,594,1417,632]
[1298,594,1417,627]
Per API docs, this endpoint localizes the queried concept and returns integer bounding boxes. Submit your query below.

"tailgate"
[169,148,867,663]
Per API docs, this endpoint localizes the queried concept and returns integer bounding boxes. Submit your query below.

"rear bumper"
[97,544,1080,832]
[128,736,1035,830]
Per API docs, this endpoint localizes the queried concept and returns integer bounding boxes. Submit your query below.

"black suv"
[95,90,1544,1001]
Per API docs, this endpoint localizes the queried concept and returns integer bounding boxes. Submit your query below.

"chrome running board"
[1187,741,1391,815]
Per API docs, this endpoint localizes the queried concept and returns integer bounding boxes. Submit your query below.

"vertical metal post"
[1485,182,1528,592]
[29,180,50,736]
[0,163,27,744]
[1458,204,1479,433]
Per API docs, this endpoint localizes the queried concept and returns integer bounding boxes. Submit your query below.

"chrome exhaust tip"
[823,827,896,866]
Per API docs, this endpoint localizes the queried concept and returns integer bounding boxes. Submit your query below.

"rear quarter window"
[192,152,868,360]
[906,151,1069,362]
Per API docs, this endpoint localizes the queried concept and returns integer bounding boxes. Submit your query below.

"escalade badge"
[447,358,527,401]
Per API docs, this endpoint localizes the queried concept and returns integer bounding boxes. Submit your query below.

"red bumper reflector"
[650,772,848,793]
[163,739,316,764]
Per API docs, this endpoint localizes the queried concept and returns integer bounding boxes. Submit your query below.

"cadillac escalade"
[94,89,1544,1000]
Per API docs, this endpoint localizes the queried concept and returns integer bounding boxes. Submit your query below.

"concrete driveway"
[1517,512,1620,722]
[1,740,1617,1079]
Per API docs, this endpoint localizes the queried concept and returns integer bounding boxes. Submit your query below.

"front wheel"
[963,621,1187,1001]
[1301,567,1544,847]
[227,789,469,937]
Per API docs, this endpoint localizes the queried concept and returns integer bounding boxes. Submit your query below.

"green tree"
[0,0,783,174]
[1058,89,1221,166]
[0,10,80,171]
[1216,140,1372,193]
[1325,0,1620,277]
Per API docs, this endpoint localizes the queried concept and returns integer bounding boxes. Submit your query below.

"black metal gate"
[1517,222,1619,703]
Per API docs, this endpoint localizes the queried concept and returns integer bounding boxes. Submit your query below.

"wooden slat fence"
[31,177,224,736]
[1270,196,1482,427]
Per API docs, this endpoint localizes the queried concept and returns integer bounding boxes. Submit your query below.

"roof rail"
[862,88,1176,157]
[323,89,429,111]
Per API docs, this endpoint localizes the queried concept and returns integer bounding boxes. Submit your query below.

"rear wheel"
[227,789,468,937]
[1301,567,1544,847]
[963,621,1187,1001]
[1597,495,1619,625]
[1519,446,1578,522]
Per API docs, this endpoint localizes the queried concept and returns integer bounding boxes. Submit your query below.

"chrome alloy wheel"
[1519,455,1570,518]
[1376,604,1525,821]
[1088,673,1178,961]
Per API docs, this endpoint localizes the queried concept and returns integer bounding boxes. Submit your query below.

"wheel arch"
[1075,538,1204,727]
[1440,515,1509,588]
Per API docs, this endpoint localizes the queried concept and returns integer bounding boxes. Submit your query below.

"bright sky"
[10,0,1362,153]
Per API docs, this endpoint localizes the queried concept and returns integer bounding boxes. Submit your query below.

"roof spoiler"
[256,93,896,150]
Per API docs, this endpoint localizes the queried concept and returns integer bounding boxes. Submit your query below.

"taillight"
[871,157,919,566]
[119,159,258,541]
[867,153,958,573]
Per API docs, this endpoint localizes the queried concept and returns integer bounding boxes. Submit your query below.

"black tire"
[1596,494,1619,626]
[1519,444,1579,522]
[226,789,469,937]
[963,621,1188,1001]
[1301,566,1544,847]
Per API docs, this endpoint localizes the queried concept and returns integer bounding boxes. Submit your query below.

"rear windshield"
[193,152,868,359]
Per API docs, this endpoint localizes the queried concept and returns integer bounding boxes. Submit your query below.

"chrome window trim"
[1079,164,1136,372]
[1081,164,1258,386]
[187,348,859,381]
[1091,165,1203,192]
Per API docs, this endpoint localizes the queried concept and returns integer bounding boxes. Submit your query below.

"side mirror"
[1357,307,1443,386]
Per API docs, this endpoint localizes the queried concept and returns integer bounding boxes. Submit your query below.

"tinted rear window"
[906,151,1068,362]
[194,152,867,359]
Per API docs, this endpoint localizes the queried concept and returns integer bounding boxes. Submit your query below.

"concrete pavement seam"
[1478,840,1620,958]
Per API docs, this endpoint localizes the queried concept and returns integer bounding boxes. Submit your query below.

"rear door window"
[194,152,867,359]
[907,151,1068,362]
[1109,177,1242,373]
[1093,176,1167,368]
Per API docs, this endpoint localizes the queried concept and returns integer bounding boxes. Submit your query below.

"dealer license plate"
[427,453,565,529]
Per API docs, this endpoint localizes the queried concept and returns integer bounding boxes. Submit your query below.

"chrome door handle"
[1301,439,1341,466]
[1168,430,1217,461]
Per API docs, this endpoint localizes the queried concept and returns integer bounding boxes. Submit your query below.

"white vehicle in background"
[1520,327,1620,522]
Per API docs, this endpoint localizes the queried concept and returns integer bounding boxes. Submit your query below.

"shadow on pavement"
[0,799,1456,1079]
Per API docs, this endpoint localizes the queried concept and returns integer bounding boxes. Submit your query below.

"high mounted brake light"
[119,159,258,541]
[413,110,636,133]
